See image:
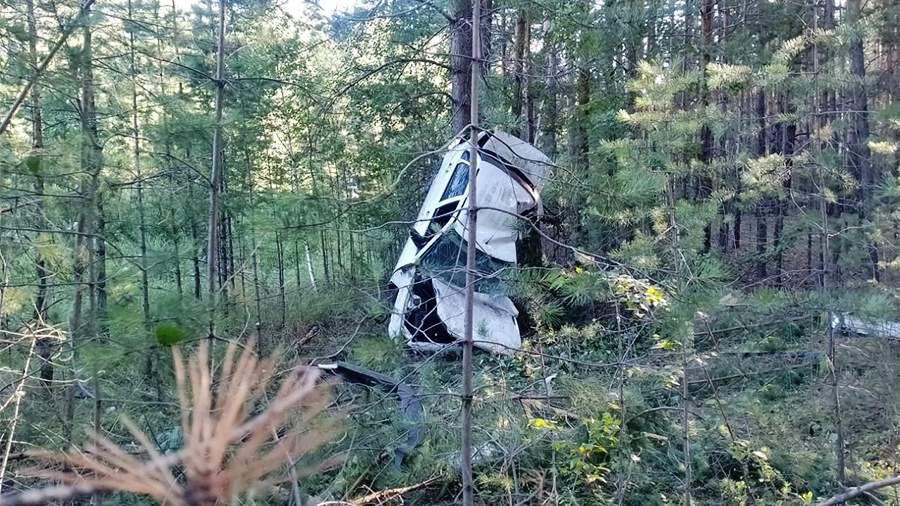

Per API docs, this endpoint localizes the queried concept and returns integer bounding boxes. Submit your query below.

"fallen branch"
[318,477,439,506]
[817,475,900,506]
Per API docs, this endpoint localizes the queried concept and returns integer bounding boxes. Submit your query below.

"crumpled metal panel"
[388,131,552,354]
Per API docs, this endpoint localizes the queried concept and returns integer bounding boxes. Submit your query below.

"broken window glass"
[427,201,459,237]
[441,162,469,200]
[420,231,511,295]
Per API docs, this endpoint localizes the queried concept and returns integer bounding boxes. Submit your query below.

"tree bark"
[450,0,473,136]
[26,0,53,385]
[171,210,183,298]
[191,218,201,300]
[774,92,795,286]
[847,0,878,281]
[461,0,481,499]
[79,0,106,334]
[252,234,263,345]
[754,90,767,281]
[320,229,329,285]
[699,0,714,253]
[570,67,590,172]
[129,0,156,385]
[539,27,559,157]
[206,0,227,344]
[276,231,286,329]
[511,9,528,139]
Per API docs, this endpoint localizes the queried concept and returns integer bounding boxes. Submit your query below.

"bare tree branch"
[0,0,97,135]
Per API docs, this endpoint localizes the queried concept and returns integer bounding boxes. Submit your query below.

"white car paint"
[388,131,552,354]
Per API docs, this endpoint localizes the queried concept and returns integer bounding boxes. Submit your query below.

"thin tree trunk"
[206,0,227,346]
[94,200,107,334]
[171,210,183,298]
[539,29,559,157]
[524,24,536,144]
[821,187,846,487]
[682,326,693,506]
[699,0,714,253]
[320,229,329,285]
[461,2,481,502]
[305,242,317,292]
[237,231,246,300]
[293,238,302,289]
[774,93,795,286]
[191,219,201,300]
[67,0,103,441]
[754,90,767,281]
[78,0,106,335]
[66,211,89,443]
[129,0,156,388]
[335,228,343,277]
[511,9,528,139]
[228,216,236,291]
[276,231,286,330]
[251,235,263,346]
[571,66,590,172]
[26,0,53,385]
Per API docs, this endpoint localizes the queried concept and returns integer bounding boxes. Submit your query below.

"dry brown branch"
[0,340,341,506]
[0,333,37,494]
[318,476,439,506]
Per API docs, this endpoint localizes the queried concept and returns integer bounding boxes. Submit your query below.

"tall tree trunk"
[539,29,559,157]
[27,0,55,386]
[94,200,107,334]
[511,9,528,138]
[206,0,227,345]
[305,242,317,292]
[276,231,286,330]
[129,0,155,384]
[335,228,343,277]
[237,229,246,300]
[774,92,795,286]
[320,229,329,285]
[67,0,104,438]
[754,90,768,281]
[571,67,590,172]
[227,216,236,291]
[450,0,473,136]
[699,0,714,253]
[78,0,105,335]
[461,1,482,501]
[847,0,878,281]
[524,25,536,144]
[171,210,183,298]
[191,218,201,300]
[293,238,302,289]
[252,234,262,344]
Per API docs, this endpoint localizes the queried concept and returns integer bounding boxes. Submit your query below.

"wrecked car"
[388,131,552,354]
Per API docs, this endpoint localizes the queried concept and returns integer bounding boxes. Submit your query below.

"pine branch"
[0,0,97,135]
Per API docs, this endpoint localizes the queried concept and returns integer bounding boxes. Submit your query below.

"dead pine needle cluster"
[2,341,339,505]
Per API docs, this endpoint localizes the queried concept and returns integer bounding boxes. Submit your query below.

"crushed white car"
[388,131,552,354]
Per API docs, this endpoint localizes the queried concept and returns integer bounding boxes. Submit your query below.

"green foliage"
[155,324,187,346]
[1,0,898,503]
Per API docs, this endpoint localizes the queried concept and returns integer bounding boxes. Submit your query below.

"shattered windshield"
[420,231,511,295]
[441,162,469,200]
